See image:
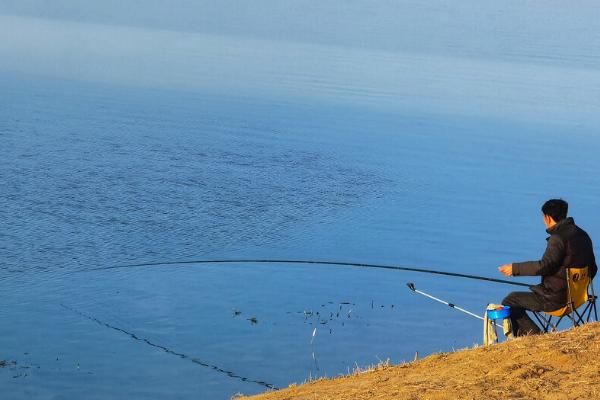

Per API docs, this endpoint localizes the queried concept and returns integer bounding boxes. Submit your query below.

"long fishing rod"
[406,282,501,327]
[83,259,532,287]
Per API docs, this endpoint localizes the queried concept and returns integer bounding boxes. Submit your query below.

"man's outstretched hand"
[499,264,513,276]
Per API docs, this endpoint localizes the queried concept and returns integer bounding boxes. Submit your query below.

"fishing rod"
[83,258,532,287]
[406,282,501,327]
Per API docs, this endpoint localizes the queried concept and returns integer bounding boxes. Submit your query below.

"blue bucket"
[487,306,511,320]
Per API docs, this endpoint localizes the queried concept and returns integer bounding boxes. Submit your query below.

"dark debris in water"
[0,360,15,368]
[231,299,398,330]
[295,300,399,329]
[0,359,36,378]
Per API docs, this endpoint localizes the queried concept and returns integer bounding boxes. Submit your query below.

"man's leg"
[502,291,547,336]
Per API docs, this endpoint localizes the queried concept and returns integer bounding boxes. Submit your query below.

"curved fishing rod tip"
[406,282,416,291]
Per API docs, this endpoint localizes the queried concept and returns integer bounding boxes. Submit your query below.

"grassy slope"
[243,322,600,400]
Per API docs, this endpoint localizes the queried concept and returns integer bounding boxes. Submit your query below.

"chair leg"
[590,284,598,321]
[568,301,576,328]
[533,312,552,333]
[575,301,592,325]
[551,315,565,332]
[581,298,597,323]
[564,312,576,328]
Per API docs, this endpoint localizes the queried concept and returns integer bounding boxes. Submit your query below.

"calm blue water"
[2,2,600,399]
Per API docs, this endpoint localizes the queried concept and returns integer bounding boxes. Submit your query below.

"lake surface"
[2,2,600,399]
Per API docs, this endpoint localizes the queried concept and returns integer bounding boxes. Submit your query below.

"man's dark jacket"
[513,217,597,305]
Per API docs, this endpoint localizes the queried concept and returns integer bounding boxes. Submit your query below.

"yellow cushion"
[546,305,570,317]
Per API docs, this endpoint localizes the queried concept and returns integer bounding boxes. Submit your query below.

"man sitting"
[498,199,597,336]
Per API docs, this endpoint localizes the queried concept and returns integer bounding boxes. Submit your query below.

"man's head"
[541,199,568,228]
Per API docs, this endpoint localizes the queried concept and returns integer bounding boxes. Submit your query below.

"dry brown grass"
[242,322,600,400]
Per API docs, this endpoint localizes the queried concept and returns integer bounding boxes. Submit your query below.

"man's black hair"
[541,199,568,222]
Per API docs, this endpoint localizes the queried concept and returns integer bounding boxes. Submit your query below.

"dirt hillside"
[243,322,600,400]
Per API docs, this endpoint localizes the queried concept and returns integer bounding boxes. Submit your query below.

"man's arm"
[512,235,565,276]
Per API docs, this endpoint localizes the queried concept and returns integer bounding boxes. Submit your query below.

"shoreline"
[242,322,600,400]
